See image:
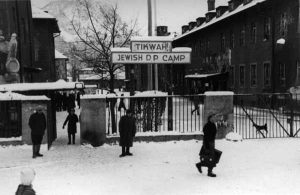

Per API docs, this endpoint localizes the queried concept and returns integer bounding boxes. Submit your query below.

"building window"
[250,64,257,87]
[229,65,235,89]
[250,23,256,43]
[34,38,39,62]
[280,12,288,37]
[220,33,226,51]
[279,63,286,86]
[263,62,271,87]
[206,39,210,51]
[263,17,271,41]
[239,65,245,87]
[230,30,235,49]
[296,61,300,84]
[239,26,246,46]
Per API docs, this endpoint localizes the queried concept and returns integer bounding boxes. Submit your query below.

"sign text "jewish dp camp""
[111,37,191,64]
[112,52,191,64]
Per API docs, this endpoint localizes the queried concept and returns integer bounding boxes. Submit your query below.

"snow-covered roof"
[0,92,49,101]
[134,91,167,97]
[32,6,56,19]
[111,48,131,52]
[0,80,84,92]
[205,91,234,96]
[55,50,68,59]
[174,0,267,41]
[185,73,221,79]
[172,47,192,52]
[131,36,173,42]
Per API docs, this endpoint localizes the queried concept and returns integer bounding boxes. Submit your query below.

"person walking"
[76,91,81,109]
[196,114,221,177]
[15,168,36,195]
[118,109,136,157]
[63,108,79,145]
[29,106,46,158]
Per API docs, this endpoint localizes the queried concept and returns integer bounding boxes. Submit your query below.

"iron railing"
[107,93,300,139]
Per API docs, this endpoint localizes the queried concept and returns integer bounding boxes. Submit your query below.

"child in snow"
[15,168,36,195]
[63,108,79,144]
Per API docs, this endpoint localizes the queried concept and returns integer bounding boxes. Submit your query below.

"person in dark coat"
[15,168,36,195]
[118,93,127,112]
[29,106,46,158]
[196,114,219,177]
[118,109,136,157]
[63,108,79,144]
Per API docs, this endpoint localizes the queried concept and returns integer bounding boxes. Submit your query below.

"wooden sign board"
[112,52,191,64]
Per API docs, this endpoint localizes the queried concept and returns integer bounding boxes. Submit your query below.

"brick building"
[173,0,300,94]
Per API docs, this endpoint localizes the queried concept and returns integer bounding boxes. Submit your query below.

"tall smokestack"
[207,0,215,11]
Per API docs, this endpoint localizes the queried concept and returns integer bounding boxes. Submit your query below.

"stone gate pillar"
[204,91,234,139]
[80,95,106,147]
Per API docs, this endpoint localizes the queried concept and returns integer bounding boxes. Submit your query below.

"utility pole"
[147,0,153,90]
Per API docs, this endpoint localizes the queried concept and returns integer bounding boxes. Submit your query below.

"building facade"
[32,6,60,82]
[0,0,34,84]
[173,0,300,94]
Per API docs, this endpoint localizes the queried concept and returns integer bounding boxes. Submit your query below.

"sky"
[31,0,229,35]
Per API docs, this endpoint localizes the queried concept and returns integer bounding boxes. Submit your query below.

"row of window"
[192,12,289,54]
[229,62,275,89]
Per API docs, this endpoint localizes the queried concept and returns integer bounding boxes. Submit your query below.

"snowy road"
[1,136,300,195]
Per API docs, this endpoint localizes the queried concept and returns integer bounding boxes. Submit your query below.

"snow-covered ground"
[1,133,300,194]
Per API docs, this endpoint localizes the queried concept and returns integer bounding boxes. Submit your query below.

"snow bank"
[225,132,243,142]
[82,94,106,99]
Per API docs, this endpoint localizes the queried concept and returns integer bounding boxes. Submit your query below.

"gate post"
[289,94,294,137]
[204,91,234,139]
[80,95,106,147]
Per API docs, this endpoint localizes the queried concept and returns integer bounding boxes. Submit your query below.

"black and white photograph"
[1,0,300,194]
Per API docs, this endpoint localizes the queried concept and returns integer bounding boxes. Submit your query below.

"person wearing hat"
[63,108,79,145]
[15,168,36,195]
[29,106,46,158]
[118,109,136,157]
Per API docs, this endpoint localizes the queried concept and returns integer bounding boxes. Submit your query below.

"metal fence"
[106,93,300,139]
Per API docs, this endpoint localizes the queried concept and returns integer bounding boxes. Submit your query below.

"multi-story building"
[32,6,60,82]
[173,0,300,94]
[0,0,34,84]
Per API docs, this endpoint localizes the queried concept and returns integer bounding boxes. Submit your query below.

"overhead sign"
[112,52,191,64]
[131,41,172,53]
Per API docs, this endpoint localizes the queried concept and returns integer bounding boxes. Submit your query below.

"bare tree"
[70,0,139,133]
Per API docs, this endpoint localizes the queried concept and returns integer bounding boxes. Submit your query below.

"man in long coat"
[29,106,46,158]
[196,114,221,177]
[63,108,79,144]
[119,109,136,157]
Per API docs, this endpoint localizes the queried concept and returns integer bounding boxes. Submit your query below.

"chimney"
[182,25,189,34]
[188,21,197,30]
[216,6,228,17]
[207,0,215,11]
[228,0,243,11]
[196,17,206,27]
[206,12,216,22]
[157,26,170,36]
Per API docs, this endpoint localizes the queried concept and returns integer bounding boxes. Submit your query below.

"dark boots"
[120,146,132,157]
[68,134,75,145]
[32,145,43,158]
[207,167,216,177]
[196,162,202,173]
